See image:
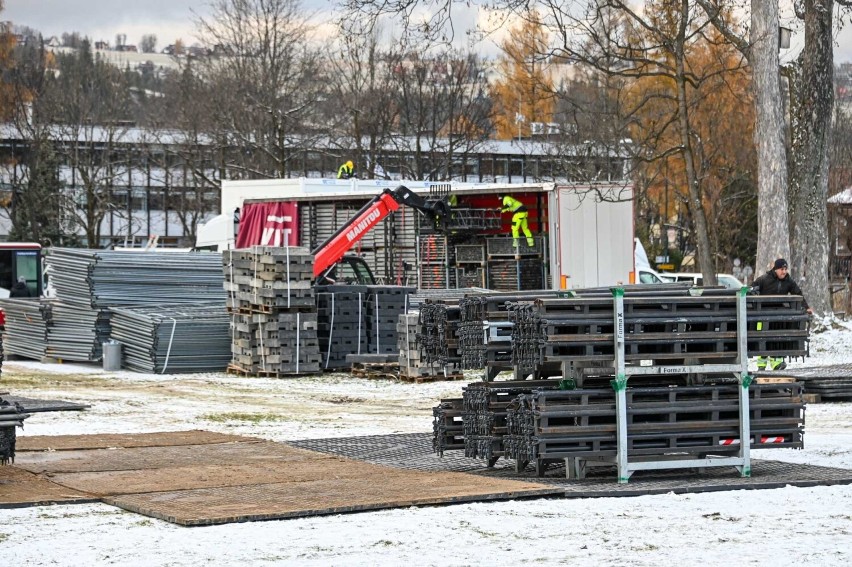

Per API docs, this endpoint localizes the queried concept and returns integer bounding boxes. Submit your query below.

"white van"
[637,267,673,284]
[664,272,744,289]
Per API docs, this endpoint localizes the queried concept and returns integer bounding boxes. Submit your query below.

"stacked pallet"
[398,312,425,376]
[502,383,805,471]
[224,247,321,376]
[316,285,369,370]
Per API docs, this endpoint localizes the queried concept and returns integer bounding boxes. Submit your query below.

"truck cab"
[317,256,376,285]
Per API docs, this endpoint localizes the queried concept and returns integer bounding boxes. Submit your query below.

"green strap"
[610,374,628,392]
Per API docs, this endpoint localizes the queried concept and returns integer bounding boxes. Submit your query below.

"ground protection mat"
[8,430,561,525]
[0,466,97,508]
[15,430,257,452]
[290,433,852,497]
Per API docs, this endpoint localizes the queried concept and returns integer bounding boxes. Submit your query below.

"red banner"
[235,201,299,248]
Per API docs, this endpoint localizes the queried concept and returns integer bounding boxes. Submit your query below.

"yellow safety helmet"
[346,160,354,168]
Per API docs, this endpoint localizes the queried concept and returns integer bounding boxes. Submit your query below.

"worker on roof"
[499,195,534,248]
[337,160,355,180]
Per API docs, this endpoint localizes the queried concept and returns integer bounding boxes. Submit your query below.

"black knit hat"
[774,258,788,270]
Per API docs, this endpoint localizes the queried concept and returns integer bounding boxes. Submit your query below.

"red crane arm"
[312,191,401,277]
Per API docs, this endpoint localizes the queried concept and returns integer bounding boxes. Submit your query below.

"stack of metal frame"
[503,383,805,472]
[110,303,231,373]
[460,379,561,464]
[417,301,462,367]
[507,292,808,375]
[432,397,465,457]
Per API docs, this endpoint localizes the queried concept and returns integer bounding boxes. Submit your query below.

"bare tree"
[1,38,67,245]
[700,0,849,314]
[193,0,326,178]
[149,60,222,242]
[40,40,133,247]
[140,34,157,54]
[392,47,491,180]
[325,21,402,178]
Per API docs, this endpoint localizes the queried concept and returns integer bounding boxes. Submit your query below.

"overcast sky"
[4,0,226,48]
[4,0,852,62]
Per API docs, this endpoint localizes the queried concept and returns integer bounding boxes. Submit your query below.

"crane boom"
[311,185,449,279]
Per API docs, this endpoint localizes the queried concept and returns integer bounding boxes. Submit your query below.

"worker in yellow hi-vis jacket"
[499,195,534,247]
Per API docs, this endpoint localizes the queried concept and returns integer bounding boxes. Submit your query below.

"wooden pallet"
[225,363,320,378]
[398,373,467,384]
[351,361,399,380]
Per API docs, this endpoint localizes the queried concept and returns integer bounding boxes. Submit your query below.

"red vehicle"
[0,242,44,325]
[311,186,450,284]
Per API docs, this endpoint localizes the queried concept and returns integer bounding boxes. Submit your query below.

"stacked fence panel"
[110,304,231,373]
[39,248,226,362]
[0,299,52,360]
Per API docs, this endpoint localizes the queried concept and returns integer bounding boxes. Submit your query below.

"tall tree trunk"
[788,0,833,314]
[674,0,715,284]
[751,0,791,272]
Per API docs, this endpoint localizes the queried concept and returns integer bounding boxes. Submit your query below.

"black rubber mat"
[0,395,90,413]
[759,363,852,398]
[289,432,852,497]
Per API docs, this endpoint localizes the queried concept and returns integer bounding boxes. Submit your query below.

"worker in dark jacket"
[751,258,812,370]
[499,195,534,247]
[9,276,31,298]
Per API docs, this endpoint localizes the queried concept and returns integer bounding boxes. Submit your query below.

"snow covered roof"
[828,187,852,205]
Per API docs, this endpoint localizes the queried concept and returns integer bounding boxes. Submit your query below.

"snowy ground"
[3,320,852,566]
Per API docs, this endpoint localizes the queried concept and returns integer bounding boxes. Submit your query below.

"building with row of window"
[0,123,629,247]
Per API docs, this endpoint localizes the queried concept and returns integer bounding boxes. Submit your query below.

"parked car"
[637,267,674,284]
[664,272,744,289]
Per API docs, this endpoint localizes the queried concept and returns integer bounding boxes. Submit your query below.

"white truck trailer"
[195,178,635,290]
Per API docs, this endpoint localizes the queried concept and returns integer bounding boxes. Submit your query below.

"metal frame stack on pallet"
[399,312,461,379]
[605,286,752,482]
[455,244,486,289]
[439,286,808,483]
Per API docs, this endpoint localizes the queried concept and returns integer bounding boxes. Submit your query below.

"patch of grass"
[201,412,290,424]
[0,533,8,543]
[0,372,109,389]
